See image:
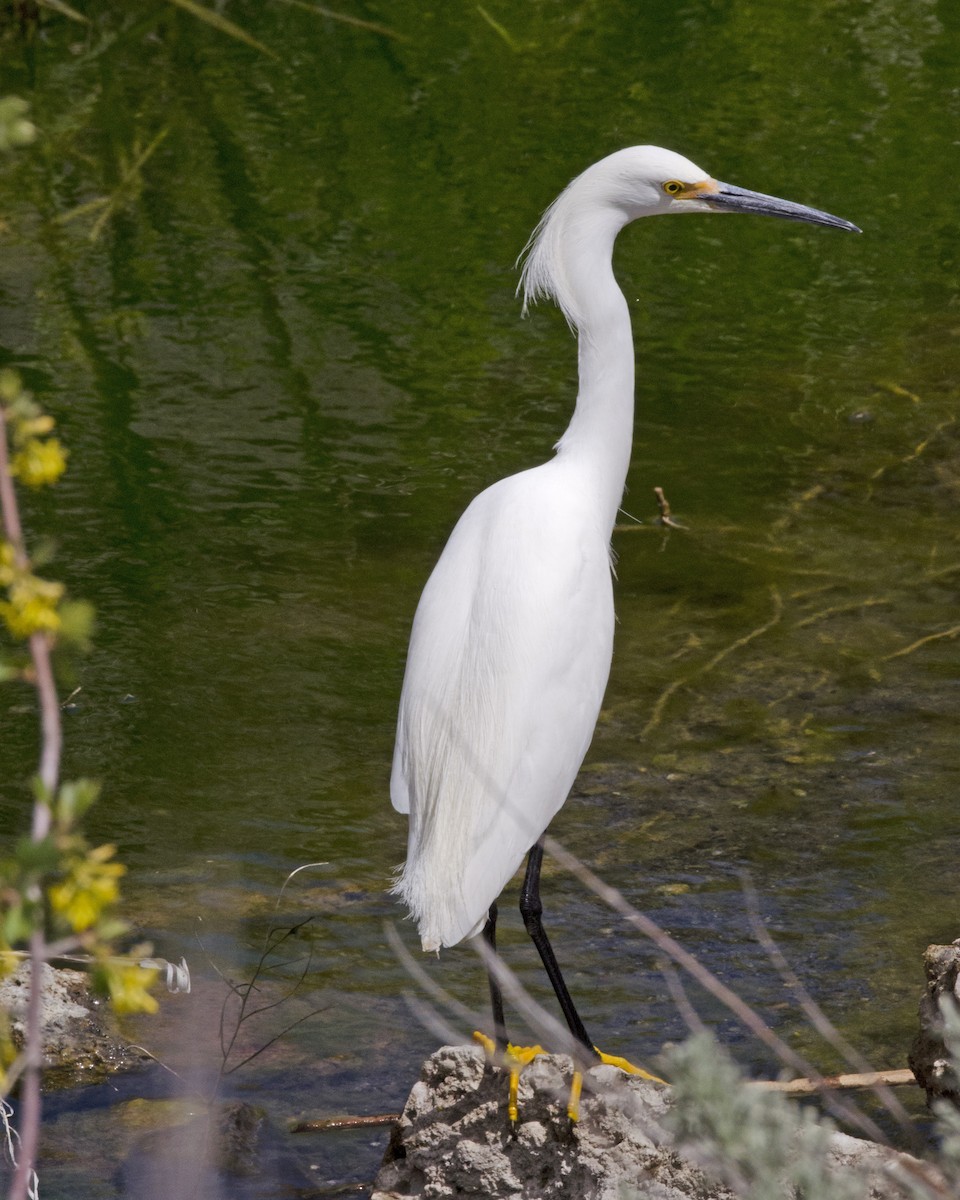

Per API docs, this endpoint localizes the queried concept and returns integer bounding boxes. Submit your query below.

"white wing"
[391,459,615,950]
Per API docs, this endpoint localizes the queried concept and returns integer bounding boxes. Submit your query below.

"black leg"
[519,840,599,1060]
[482,902,508,1050]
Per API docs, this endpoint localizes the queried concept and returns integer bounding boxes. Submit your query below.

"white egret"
[391,146,859,1063]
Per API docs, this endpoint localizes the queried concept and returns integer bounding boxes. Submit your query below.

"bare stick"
[870,417,956,482]
[0,406,60,1200]
[748,1069,916,1095]
[291,1113,401,1133]
[883,623,960,662]
[653,486,687,530]
[741,875,914,1133]
[543,835,892,1147]
[641,586,783,739]
[793,597,891,630]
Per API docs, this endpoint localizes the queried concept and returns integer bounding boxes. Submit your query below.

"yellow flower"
[0,541,13,587]
[0,568,64,639]
[14,415,55,439]
[104,960,159,1016]
[47,843,126,933]
[0,592,62,640]
[10,437,68,488]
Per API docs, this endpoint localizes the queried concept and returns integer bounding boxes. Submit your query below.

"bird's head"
[601,145,860,232]
[519,144,859,329]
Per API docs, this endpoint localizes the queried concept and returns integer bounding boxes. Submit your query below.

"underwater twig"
[924,561,960,582]
[641,586,783,739]
[222,1004,329,1076]
[870,417,956,483]
[54,126,169,242]
[164,0,278,57]
[36,0,89,22]
[273,0,407,40]
[770,483,825,535]
[476,5,521,51]
[882,623,960,662]
[874,381,921,405]
[792,596,890,630]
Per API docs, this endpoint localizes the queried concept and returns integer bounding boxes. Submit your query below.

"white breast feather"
[391,461,615,951]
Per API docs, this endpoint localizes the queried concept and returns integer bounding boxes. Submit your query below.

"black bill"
[707,182,861,233]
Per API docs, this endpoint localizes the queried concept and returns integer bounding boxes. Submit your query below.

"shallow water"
[1,1,958,1193]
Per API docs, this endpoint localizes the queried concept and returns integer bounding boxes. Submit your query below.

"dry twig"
[641,586,783,739]
[883,623,960,662]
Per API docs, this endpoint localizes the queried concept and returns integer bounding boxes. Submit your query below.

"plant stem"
[0,405,60,1200]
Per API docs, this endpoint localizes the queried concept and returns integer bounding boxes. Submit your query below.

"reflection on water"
[1,1,958,1193]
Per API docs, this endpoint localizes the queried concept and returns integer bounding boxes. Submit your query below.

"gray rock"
[908,941,960,1106]
[373,1045,929,1200]
[0,961,141,1080]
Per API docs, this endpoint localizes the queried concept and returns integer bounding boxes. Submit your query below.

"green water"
[1,1,958,1193]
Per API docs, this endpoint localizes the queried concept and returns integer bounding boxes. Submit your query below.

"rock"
[373,1045,929,1200]
[908,940,960,1106]
[373,1045,695,1200]
[0,961,142,1081]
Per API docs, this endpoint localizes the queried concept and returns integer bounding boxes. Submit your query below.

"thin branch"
[36,0,90,20]
[384,923,486,1034]
[291,1112,400,1133]
[741,874,914,1133]
[476,5,520,51]
[870,417,956,483]
[748,1069,916,1095]
[882,623,960,662]
[543,835,892,1147]
[0,406,60,1200]
[792,597,890,630]
[641,586,783,739]
[653,486,687,530]
[222,1005,329,1075]
[164,0,278,57]
[272,0,406,40]
[658,959,707,1037]
[770,483,825,534]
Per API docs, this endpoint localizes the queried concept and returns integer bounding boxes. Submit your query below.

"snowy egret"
[391,146,859,1061]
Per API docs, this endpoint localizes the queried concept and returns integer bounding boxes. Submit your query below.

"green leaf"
[30,776,54,808]
[36,0,90,23]
[2,901,36,946]
[164,0,278,59]
[94,917,129,942]
[56,778,101,825]
[14,834,60,874]
[57,599,96,651]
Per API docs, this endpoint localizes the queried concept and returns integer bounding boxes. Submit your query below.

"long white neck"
[520,189,635,535]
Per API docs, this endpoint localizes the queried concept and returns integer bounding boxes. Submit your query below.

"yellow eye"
[663,180,685,196]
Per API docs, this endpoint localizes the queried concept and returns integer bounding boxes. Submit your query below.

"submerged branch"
[641,586,783,739]
[883,623,960,662]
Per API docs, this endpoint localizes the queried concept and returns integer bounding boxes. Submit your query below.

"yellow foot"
[594,1048,667,1085]
[473,1033,665,1124]
[562,1049,666,1121]
[473,1032,546,1124]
